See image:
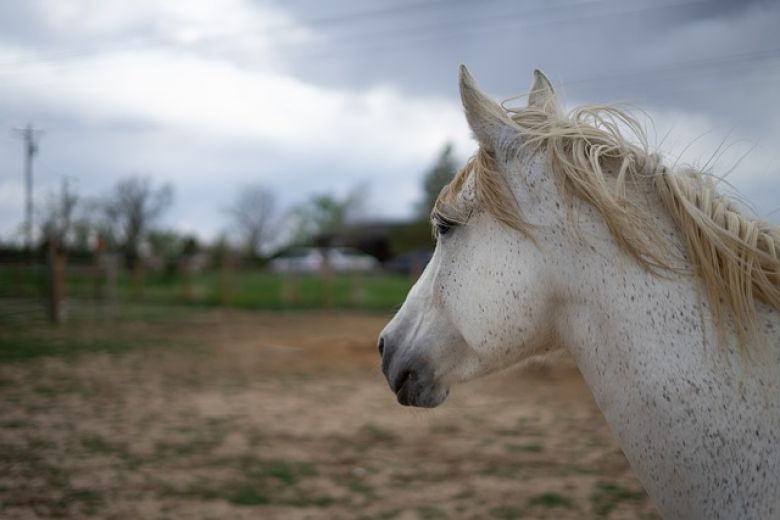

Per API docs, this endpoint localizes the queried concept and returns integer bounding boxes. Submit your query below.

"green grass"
[452,488,475,500]
[264,461,315,485]
[0,335,146,362]
[228,486,272,506]
[416,506,447,519]
[0,301,205,363]
[283,494,337,507]
[0,266,414,312]
[489,505,525,519]
[78,434,145,470]
[591,481,645,516]
[358,423,399,445]
[528,492,573,509]
[355,510,402,520]
[154,432,224,458]
[0,419,28,429]
[339,477,375,498]
[478,462,527,478]
[63,488,104,512]
[0,265,47,298]
[161,456,333,509]
[0,443,105,515]
[505,442,544,453]
[238,457,318,485]
[81,435,117,455]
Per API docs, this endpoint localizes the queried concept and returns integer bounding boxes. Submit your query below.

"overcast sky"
[0,0,778,244]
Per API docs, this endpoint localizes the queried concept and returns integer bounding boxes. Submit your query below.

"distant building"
[312,219,433,262]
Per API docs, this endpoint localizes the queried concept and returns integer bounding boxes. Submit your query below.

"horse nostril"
[392,368,413,393]
[378,337,385,357]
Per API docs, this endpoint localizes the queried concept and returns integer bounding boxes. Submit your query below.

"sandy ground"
[0,310,660,519]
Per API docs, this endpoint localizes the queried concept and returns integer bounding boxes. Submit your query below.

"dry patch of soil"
[0,310,659,519]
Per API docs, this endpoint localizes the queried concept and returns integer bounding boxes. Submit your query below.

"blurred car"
[382,249,433,275]
[269,247,379,273]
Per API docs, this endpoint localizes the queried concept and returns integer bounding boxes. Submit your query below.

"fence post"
[320,249,333,309]
[93,254,102,319]
[12,263,22,296]
[349,271,365,307]
[281,271,299,307]
[221,253,234,309]
[108,258,119,318]
[131,263,144,301]
[93,237,104,319]
[179,258,192,303]
[102,253,120,319]
[47,239,65,324]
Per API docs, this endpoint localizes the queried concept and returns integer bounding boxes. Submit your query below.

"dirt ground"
[0,310,660,519]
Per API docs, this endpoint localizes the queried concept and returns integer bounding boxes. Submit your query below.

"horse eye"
[433,216,458,237]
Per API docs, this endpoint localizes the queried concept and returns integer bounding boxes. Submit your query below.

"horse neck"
[550,186,780,517]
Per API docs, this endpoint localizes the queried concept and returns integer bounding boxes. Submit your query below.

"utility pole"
[13,124,43,255]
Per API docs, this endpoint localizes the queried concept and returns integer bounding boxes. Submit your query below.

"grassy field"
[0,306,659,519]
[0,265,414,311]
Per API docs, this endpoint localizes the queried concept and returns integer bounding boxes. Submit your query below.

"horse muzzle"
[378,335,449,408]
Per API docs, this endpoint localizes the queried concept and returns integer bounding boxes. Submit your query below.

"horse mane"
[438,92,780,347]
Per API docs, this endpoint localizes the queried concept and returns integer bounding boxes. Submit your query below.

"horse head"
[379,67,567,407]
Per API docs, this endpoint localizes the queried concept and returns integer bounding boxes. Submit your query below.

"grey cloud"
[0,0,777,244]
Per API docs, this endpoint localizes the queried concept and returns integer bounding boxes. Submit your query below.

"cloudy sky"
[0,0,778,244]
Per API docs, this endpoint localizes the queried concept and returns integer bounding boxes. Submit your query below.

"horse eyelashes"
[433,214,459,237]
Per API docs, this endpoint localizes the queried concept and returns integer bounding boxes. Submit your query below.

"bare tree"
[40,178,78,248]
[70,198,102,252]
[103,176,173,268]
[291,183,368,244]
[227,184,277,259]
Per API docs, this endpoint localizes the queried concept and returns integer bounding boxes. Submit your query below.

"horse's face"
[379,67,564,407]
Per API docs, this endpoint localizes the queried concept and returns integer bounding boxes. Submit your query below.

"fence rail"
[0,256,414,325]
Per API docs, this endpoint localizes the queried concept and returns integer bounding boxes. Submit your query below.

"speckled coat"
[379,67,780,519]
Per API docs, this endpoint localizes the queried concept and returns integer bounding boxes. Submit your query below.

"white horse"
[379,66,780,519]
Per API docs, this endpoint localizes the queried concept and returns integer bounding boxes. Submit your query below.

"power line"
[294,0,712,65]
[563,47,780,88]
[0,0,693,73]
[285,0,484,30]
[0,0,774,97]
[291,0,628,55]
[282,1,779,95]
[12,124,44,254]
[0,0,489,71]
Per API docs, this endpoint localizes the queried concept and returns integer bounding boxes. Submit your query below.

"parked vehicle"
[269,247,379,273]
[382,249,433,275]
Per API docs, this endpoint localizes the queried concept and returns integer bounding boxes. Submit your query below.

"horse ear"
[528,69,559,113]
[459,65,517,152]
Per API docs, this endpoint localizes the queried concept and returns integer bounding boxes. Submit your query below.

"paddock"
[0,308,658,519]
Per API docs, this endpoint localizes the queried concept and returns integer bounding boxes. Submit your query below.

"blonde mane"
[437,95,780,347]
